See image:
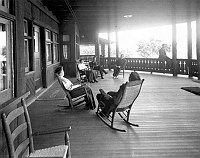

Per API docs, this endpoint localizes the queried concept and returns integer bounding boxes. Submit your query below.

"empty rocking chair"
[96,79,144,132]
[1,92,71,158]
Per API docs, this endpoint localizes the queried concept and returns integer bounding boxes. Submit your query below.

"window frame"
[45,29,52,65]
[53,32,59,63]
[24,19,32,73]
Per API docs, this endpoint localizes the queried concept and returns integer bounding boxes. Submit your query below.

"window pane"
[45,30,51,41]
[0,23,7,91]
[46,43,52,64]
[24,20,28,36]
[34,31,39,52]
[24,39,29,72]
[53,44,58,62]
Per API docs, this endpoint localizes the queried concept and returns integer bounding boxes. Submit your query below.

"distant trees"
[136,38,171,58]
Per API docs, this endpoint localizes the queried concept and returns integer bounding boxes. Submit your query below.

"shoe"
[94,80,98,82]
[90,81,95,83]
[105,71,108,74]
[101,76,104,79]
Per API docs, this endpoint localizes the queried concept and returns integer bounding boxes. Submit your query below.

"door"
[0,18,13,104]
[33,25,42,91]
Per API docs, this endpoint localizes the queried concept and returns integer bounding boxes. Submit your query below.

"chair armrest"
[32,126,71,136]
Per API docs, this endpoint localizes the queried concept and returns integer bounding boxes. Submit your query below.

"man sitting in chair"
[113,54,127,79]
[96,71,141,117]
[55,66,96,110]
[89,56,107,79]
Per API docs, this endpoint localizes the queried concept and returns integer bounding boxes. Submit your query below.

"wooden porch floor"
[28,70,200,158]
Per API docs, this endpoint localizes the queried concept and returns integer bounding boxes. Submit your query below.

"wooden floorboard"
[28,70,200,158]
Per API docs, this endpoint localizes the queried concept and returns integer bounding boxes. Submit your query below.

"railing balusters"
[80,56,198,77]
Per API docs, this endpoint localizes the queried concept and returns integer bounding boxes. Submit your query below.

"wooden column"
[172,0,177,76]
[15,0,26,95]
[95,33,100,63]
[108,32,111,69]
[187,1,192,78]
[108,32,111,58]
[101,44,105,57]
[196,0,200,79]
[115,27,119,58]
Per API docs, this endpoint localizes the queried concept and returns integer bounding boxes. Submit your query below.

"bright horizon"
[98,22,197,59]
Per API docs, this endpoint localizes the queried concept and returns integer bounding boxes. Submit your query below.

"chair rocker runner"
[57,75,90,109]
[96,79,144,132]
[1,92,71,158]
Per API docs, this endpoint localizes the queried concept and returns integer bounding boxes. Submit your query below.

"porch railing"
[80,56,198,77]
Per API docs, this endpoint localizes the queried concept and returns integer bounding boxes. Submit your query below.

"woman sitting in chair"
[78,59,98,83]
[96,71,141,117]
[55,66,96,110]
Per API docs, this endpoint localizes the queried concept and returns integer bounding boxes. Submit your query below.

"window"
[80,44,95,55]
[53,33,59,62]
[45,29,52,65]
[0,18,13,104]
[24,19,32,72]
[0,0,9,13]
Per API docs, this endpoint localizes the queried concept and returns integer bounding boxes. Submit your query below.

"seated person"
[96,71,141,117]
[158,44,172,69]
[55,66,96,110]
[113,54,127,78]
[78,59,98,83]
[89,56,107,79]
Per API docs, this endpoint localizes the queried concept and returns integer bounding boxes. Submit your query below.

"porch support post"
[101,44,105,57]
[187,0,192,78]
[196,0,200,80]
[115,27,119,58]
[172,0,177,76]
[95,33,100,63]
[108,32,111,70]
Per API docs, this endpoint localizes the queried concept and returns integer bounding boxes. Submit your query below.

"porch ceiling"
[42,0,196,34]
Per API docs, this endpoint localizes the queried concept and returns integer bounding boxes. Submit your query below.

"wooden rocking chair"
[1,92,71,158]
[96,79,144,132]
[57,75,90,109]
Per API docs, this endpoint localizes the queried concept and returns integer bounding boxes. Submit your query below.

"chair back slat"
[6,106,24,125]
[1,92,34,158]
[14,139,30,158]
[12,123,27,142]
[117,79,144,110]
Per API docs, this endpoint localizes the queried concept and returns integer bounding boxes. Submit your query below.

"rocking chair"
[1,92,71,158]
[57,75,90,109]
[96,79,144,132]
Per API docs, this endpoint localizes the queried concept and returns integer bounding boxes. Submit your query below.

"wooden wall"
[0,0,60,157]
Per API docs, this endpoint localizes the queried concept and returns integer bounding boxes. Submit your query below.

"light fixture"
[123,14,133,18]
